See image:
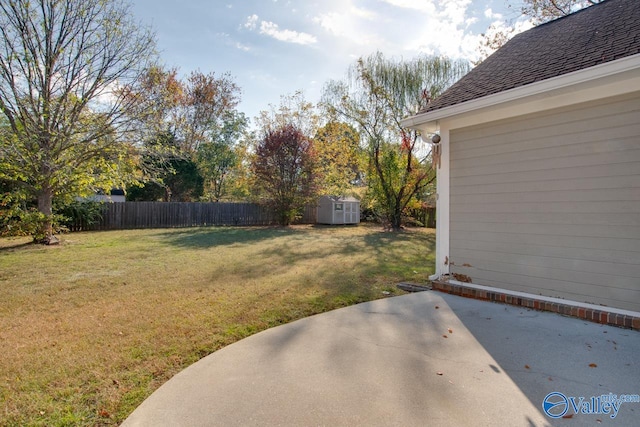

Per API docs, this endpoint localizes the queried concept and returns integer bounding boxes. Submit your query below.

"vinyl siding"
[449,93,640,312]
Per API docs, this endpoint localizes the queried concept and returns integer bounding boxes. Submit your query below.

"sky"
[129,0,531,124]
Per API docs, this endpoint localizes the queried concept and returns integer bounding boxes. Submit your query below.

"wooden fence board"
[77,202,318,231]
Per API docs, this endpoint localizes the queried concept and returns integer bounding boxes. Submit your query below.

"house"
[316,196,360,225]
[85,189,126,203]
[402,0,640,313]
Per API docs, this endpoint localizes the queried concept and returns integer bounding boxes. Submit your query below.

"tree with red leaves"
[251,123,318,226]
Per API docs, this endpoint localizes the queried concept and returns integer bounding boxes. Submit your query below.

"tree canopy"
[314,121,362,197]
[0,0,156,242]
[322,52,469,229]
[521,0,603,24]
[124,66,247,202]
[251,123,318,226]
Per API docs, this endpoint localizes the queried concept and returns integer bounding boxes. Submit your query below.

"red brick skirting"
[432,280,640,332]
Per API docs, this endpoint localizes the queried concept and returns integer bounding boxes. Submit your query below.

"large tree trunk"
[36,187,58,245]
[390,204,403,230]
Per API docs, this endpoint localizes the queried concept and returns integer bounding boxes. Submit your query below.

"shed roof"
[420,0,640,114]
[319,196,359,203]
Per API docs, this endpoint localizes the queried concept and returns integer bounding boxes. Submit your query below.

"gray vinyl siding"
[449,93,640,312]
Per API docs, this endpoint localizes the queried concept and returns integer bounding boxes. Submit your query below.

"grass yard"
[0,224,435,426]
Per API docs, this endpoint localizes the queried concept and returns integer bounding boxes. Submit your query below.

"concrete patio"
[123,291,640,426]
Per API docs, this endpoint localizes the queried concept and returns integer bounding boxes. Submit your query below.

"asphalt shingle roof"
[421,0,640,114]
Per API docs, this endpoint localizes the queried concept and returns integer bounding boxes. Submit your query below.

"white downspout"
[429,126,450,281]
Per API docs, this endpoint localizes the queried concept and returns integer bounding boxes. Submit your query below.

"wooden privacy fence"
[75,202,318,231]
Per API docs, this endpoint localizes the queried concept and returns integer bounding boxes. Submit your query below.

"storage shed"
[316,196,360,225]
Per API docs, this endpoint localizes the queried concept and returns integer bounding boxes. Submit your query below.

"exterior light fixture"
[431,133,441,169]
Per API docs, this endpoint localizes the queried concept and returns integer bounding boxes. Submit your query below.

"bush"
[0,203,63,242]
[1,194,104,240]
[56,200,105,231]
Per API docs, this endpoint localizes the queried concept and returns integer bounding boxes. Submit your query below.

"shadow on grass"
[0,239,35,252]
[155,224,436,330]
[156,223,434,251]
[155,226,306,249]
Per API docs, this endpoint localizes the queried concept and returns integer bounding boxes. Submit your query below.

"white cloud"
[259,20,317,45]
[314,11,377,43]
[235,42,251,52]
[244,14,258,30]
[393,0,479,60]
[216,32,251,52]
[313,2,385,50]
[244,14,316,45]
[484,8,502,19]
[380,0,436,14]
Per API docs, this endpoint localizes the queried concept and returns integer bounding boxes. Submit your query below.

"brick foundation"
[432,280,640,332]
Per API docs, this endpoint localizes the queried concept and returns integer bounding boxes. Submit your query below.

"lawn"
[0,224,435,426]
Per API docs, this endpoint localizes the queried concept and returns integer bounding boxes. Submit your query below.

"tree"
[126,130,204,202]
[255,91,319,138]
[196,110,248,202]
[476,0,603,62]
[521,0,602,24]
[314,122,363,196]
[177,71,241,153]
[251,124,318,226]
[197,142,237,201]
[124,66,245,201]
[322,52,469,229]
[0,0,156,243]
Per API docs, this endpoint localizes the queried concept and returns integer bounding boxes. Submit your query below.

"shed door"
[333,202,344,224]
[448,93,640,312]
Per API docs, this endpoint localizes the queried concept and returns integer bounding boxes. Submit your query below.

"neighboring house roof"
[421,0,640,114]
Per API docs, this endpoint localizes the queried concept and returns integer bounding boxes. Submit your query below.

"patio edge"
[432,279,640,332]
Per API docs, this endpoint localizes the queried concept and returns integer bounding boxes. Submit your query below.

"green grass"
[0,224,435,426]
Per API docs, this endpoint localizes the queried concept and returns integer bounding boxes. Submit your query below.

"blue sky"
[130,0,530,124]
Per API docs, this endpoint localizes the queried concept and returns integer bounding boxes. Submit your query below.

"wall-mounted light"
[431,133,441,169]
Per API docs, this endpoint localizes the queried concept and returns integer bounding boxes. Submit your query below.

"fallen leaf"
[524,365,530,369]
[99,409,110,418]
[548,377,553,381]
[448,328,453,334]
[436,372,443,376]
[589,363,598,368]
[562,413,574,419]
[442,335,448,338]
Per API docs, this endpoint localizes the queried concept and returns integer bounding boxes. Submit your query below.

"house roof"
[420,0,640,114]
